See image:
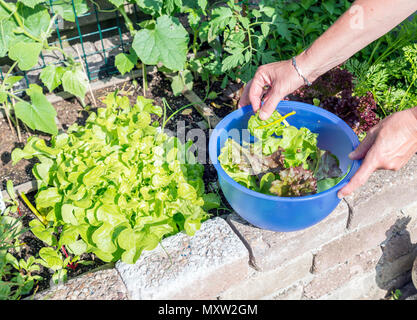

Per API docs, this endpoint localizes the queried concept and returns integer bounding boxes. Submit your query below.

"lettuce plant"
[11,93,218,268]
[219,110,345,197]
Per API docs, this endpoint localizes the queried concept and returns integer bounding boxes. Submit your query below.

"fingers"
[349,128,378,160]
[337,154,377,198]
[238,80,252,109]
[258,89,283,121]
[249,75,267,113]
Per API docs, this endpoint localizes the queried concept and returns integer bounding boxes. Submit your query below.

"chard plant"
[11,93,220,273]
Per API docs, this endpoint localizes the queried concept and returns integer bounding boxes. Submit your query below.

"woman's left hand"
[338,107,417,198]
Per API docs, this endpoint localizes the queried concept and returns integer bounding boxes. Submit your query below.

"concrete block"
[116,217,250,300]
[262,281,308,300]
[227,201,349,272]
[318,272,387,300]
[312,212,403,273]
[218,252,313,300]
[33,268,128,300]
[345,154,417,230]
[304,247,381,299]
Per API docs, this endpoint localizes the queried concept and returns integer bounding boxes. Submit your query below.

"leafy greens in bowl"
[219,110,347,197]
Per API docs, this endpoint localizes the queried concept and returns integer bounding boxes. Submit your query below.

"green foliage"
[114,49,138,76]
[347,43,417,115]
[111,0,350,95]
[14,84,58,135]
[0,0,92,137]
[12,93,218,266]
[0,181,43,300]
[132,15,189,71]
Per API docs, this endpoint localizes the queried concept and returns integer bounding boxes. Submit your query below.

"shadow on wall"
[375,216,417,297]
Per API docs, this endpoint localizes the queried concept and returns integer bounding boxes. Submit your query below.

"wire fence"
[0,0,257,90]
[0,0,143,89]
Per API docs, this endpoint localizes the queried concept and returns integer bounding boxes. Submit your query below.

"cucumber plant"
[0,0,91,137]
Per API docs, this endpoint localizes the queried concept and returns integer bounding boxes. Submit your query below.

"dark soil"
[1,70,233,298]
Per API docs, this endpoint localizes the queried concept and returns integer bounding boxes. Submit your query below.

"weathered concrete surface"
[33,268,128,300]
[218,252,313,300]
[226,200,349,272]
[116,217,249,300]
[263,281,306,300]
[344,155,417,230]
[312,211,404,274]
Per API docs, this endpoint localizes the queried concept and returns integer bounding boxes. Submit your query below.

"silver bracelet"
[292,56,312,86]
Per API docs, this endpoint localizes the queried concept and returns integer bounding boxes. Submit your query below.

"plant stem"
[46,45,74,64]
[1,103,16,136]
[162,101,198,130]
[118,6,136,35]
[256,110,296,129]
[192,29,198,57]
[10,88,22,142]
[142,62,147,97]
[19,192,47,226]
[398,77,417,112]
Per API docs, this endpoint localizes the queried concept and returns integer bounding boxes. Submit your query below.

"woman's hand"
[238,59,306,120]
[338,107,417,198]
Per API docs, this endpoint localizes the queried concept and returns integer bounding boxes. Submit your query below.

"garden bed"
[0,70,234,298]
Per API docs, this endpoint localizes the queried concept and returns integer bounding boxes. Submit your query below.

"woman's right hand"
[238,59,306,120]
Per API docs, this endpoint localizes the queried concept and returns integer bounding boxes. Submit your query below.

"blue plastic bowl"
[209,101,361,232]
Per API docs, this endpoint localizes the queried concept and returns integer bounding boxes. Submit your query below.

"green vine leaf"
[132,15,189,71]
[40,65,67,92]
[107,0,124,8]
[17,0,45,9]
[171,70,193,96]
[135,0,163,15]
[16,3,50,40]
[115,50,138,75]
[8,42,42,71]
[14,84,58,135]
[0,19,18,57]
[53,0,89,23]
[61,67,89,100]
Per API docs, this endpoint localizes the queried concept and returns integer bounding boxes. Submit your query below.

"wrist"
[295,50,320,84]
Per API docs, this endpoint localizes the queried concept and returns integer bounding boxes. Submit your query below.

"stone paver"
[226,200,349,272]
[115,217,249,300]
[218,252,313,300]
[312,211,404,273]
[33,268,129,300]
[344,154,417,230]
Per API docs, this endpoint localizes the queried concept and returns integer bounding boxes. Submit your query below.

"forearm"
[297,0,417,82]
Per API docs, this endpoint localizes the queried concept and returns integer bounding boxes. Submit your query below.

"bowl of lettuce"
[209,101,361,232]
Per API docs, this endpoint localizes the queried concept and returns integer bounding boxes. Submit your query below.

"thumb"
[337,156,376,198]
[349,129,377,160]
[259,90,283,121]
